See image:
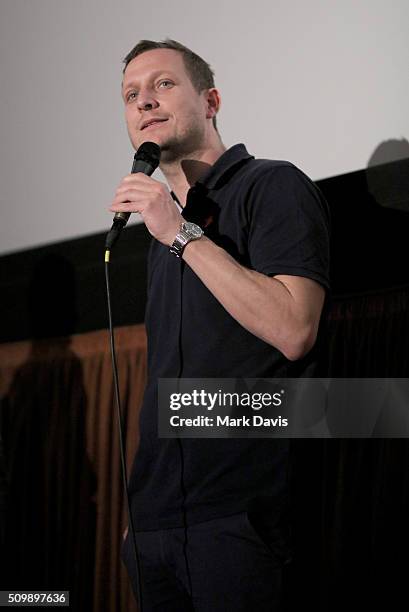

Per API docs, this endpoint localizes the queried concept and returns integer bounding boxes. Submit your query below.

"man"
[111,39,330,611]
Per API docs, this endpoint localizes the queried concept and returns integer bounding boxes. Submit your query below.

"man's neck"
[160,141,227,207]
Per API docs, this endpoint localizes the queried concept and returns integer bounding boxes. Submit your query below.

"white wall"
[1,0,408,255]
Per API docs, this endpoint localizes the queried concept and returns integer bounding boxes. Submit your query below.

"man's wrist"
[170,221,204,257]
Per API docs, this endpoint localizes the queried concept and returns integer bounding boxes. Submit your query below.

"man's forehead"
[122,49,185,85]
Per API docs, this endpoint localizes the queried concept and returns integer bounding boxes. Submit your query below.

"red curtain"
[1,326,146,611]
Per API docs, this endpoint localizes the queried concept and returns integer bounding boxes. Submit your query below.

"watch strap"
[169,230,191,257]
[170,223,203,257]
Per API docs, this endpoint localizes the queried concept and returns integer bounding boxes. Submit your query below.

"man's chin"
[137,135,163,147]
[157,137,201,163]
[135,134,200,162]
[135,135,172,156]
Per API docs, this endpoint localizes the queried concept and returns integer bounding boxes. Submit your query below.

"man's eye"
[159,80,173,88]
[127,92,137,102]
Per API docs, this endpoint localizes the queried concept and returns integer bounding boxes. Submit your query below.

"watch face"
[182,222,203,238]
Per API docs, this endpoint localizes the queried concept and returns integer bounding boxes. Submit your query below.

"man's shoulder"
[239,156,329,221]
[245,157,311,182]
[234,157,321,203]
[216,144,315,190]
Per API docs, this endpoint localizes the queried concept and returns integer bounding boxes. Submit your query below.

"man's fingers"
[121,174,165,191]
[109,198,144,213]
[116,182,153,195]
[110,189,147,209]
[122,173,159,184]
[110,202,143,213]
[114,187,150,199]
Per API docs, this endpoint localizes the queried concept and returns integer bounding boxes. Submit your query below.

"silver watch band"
[170,222,204,258]
[169,230,191,258]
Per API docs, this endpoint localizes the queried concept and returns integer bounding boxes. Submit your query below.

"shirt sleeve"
[247,165,330,290]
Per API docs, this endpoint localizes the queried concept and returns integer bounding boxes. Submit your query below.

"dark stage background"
[1,158,409,611]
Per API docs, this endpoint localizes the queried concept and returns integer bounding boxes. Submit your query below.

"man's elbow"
[278,325,318,362]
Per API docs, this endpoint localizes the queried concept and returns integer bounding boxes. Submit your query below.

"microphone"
[105,141,161,250]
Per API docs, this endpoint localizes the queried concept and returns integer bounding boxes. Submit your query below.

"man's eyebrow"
[122,70,177,92]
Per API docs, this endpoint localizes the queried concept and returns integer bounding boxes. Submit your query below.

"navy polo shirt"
[128,143,330,530]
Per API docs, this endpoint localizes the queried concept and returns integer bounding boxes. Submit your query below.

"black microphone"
[105,141,161,250]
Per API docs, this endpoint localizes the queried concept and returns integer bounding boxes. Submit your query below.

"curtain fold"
[0,326,146,612]
[287,285,409,610]
[326,285,409,376]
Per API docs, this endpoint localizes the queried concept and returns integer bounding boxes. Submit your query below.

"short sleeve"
[247,165,330,290]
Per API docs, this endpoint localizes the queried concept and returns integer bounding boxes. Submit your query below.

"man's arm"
[181,235,325,361]
[109,172,326,361]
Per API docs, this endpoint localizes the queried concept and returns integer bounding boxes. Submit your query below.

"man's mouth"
[141,119,168,131]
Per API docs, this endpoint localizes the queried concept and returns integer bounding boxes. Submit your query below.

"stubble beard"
[151,119,206,165]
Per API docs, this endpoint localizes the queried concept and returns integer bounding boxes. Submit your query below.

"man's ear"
[205,88,221,119]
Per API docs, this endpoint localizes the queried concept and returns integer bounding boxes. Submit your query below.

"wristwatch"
[170,221,204,257]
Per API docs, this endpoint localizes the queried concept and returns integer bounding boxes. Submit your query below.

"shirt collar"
[170,143,254,204]
[195,143,254,189]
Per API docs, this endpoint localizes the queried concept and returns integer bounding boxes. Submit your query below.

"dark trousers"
[121,510,292,611]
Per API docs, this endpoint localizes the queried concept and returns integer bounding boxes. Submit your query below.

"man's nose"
[137,90,159,111]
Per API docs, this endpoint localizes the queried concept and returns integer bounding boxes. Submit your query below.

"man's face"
[122,49,210,162]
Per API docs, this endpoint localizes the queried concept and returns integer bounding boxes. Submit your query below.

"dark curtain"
[286,285,409,611]
[1,287,408,611]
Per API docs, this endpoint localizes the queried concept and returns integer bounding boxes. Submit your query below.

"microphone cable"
[103,142,161,612]
[104,248,144,612]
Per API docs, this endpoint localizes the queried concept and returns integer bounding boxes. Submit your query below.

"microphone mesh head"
[135,141,161,168]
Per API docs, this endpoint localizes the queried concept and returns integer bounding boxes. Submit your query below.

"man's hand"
[109,174,183,246]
